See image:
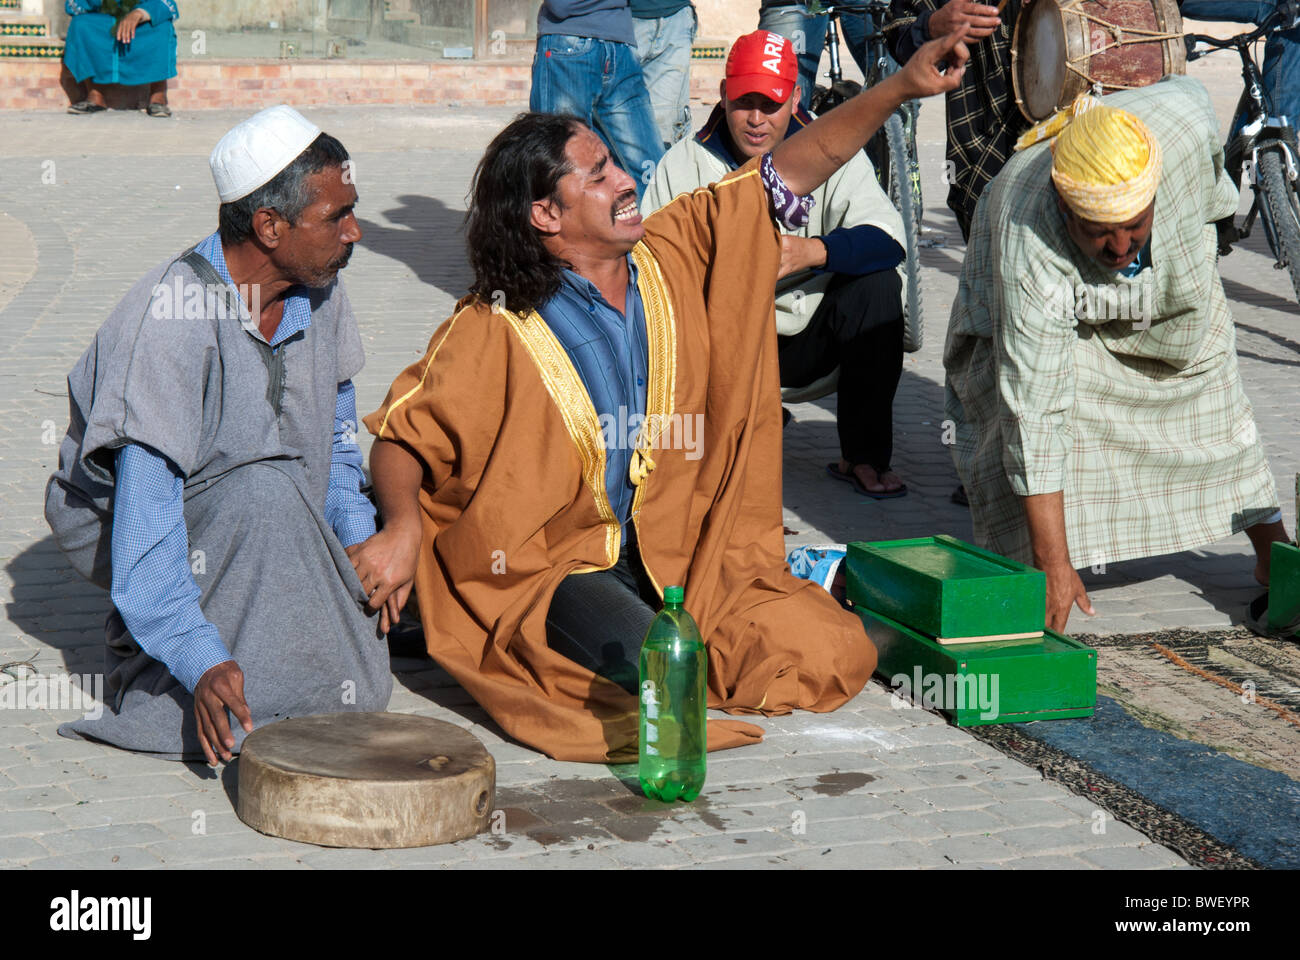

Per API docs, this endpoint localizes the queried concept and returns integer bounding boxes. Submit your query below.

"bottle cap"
[664,585,684,604]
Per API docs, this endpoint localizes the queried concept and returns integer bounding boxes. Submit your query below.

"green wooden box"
[847,535,1046,643]
[1268,541,1300,636]
[856,606,1097,726]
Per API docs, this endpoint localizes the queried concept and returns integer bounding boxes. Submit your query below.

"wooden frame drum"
[1011,0,1185,122]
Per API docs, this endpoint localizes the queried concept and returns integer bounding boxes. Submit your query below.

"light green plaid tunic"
[944,75,1279,570]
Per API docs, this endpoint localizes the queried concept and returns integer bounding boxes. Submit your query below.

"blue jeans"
[531,34,665,199]
[757,4,828,111]
[1181,0,1299,126]
[634,5,698,148]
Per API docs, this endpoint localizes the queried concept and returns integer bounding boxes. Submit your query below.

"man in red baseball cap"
[644,29,914,500]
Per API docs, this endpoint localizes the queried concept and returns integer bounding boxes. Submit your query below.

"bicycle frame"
[1187,10,1300,260]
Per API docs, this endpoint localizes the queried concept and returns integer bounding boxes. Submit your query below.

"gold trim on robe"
[501,247,679,583]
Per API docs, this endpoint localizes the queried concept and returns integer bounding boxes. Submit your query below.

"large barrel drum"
[1011,0,1185,121]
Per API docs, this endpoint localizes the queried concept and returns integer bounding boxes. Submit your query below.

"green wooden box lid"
[847,535,1046,641]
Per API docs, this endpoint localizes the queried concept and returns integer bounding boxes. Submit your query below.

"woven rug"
[968,627,1300,869]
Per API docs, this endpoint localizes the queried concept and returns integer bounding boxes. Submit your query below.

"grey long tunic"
[45,247,392,758]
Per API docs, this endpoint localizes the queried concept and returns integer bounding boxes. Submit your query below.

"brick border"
[0,57,726,111]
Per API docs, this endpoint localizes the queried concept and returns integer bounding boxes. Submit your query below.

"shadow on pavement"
[4,535,108,672]
[356,194,473,299]
[781,367,973,544]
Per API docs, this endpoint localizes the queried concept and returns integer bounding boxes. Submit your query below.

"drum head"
[237,712,496,848]
[1016,0,1069,121]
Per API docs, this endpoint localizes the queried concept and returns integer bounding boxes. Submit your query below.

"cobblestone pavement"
[0,54,1294,869]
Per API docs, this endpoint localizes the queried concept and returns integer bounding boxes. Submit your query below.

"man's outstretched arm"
[771,27,970,197]
[1023,491,1095,632]
[346,437,425,634]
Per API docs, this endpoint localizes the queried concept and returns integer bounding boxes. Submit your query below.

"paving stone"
[0,835,48,863]
[297,848,397,869]
[775,841,952,869]
[0,784,77,810]
[147,832,290,864]
[920,808,1007,837]
[928,834,1018,865]
[41,821,171,854]
[0,808,61,835]
[996,825,1110,855]
[1079,845,1190,869]
[668,828,804,862]
[1006,854,1097,869]
[606,839,696,868]
[988,799,1086,829]
[67,773,193,802]
[24,846,165,869]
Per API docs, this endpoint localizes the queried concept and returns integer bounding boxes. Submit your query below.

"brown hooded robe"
[364,160,876,762]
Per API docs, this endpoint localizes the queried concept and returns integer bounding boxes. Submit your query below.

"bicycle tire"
[885,113,924,352]
[1255,147,1300,305]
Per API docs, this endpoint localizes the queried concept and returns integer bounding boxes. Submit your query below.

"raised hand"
[897,25,972,100]
[930,0,1002,41]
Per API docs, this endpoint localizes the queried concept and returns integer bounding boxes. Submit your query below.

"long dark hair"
[465,112,582,314]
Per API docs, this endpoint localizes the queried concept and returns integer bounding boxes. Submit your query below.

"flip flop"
[826,462,908,500]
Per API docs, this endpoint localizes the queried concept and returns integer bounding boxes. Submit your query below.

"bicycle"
[1186,5,1300,304]
[808,1,926,352]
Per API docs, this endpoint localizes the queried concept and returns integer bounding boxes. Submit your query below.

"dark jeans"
[546,530,659,694]
[778,269,904,471]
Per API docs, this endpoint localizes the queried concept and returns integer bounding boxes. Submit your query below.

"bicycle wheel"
[1256,147,1300,305]
[885,113,924,352]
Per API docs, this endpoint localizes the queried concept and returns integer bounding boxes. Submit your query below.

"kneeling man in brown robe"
[350,28,972,762]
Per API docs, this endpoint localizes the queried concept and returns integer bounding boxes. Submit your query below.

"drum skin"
[1012,0,1185,121]
[236,712,496,848]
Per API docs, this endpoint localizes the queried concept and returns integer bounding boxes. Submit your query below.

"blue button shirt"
[109,233,376,692]
[536,256,649,527]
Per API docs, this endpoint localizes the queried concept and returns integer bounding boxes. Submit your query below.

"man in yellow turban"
[945,75,1288,631]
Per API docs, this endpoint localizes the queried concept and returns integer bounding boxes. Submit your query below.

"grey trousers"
[61,461,393,760]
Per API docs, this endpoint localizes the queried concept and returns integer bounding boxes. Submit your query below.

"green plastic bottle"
[639,585,707,802]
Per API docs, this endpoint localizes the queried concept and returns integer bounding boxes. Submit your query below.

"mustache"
[331,245,354,269]
[610,191,637,221]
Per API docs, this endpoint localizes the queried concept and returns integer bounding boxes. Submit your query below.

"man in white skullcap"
[45,105,393,764]
[945,75,1287,632]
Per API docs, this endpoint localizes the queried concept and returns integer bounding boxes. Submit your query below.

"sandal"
[826,462,908,500]
[1244,590,1300,639]
[147,102,172,118]
[67,100,107,115]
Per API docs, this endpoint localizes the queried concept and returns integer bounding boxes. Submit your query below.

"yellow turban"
[1015,95,1162,223]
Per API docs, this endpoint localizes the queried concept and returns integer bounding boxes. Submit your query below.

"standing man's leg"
[778,270,906,495]
[593,40,665,199]
[633,5,698,148]
[531,33,604,130]
[758,2,828,112]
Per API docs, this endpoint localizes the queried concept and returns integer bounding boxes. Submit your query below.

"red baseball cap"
[725,30,798,103]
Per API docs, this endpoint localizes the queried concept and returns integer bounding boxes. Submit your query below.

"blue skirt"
[63,12,177,86]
